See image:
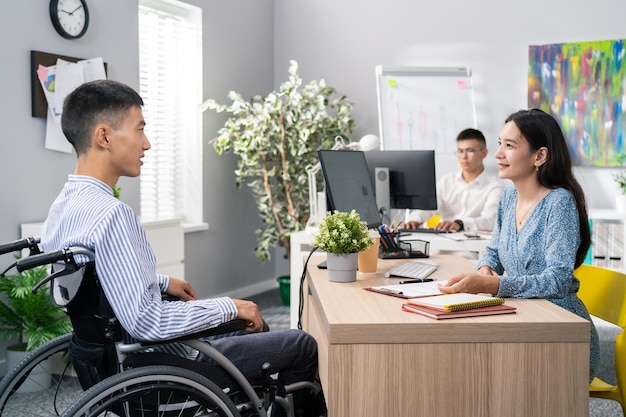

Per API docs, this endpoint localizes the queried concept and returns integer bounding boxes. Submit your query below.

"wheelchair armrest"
[197,319,247,337]
[141,319,248,346]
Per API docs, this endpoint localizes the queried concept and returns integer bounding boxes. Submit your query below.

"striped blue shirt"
[41,175,238,356]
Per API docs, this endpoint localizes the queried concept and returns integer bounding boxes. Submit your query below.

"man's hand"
[401,220,423,229]
[233,299,263,332]
[165,277,197,301]
[435,220,461,231]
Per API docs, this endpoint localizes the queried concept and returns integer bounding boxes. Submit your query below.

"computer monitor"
[317,150,382,229]
[364,150,437,212]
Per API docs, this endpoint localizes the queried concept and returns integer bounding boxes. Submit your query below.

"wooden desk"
[303,254,590,417]
[290,229,491,328]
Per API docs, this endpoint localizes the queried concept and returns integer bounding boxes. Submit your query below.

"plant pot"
[326,253,358,282]
[6,343,52,393]
[277,275,290,306]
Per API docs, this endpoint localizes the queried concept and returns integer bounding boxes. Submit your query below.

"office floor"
[3,288,621,416]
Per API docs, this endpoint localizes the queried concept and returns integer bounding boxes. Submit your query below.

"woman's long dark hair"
[505,109,590,268]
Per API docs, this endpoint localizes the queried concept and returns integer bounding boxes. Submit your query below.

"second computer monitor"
[364,150,438,212]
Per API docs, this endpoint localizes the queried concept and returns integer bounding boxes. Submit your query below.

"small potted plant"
[313,210,373,282]
[0,264,72,391]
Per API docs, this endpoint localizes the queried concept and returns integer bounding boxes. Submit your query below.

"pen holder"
[378,232,430,259]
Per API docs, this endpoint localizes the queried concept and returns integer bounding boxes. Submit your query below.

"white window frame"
[138,0,205,230]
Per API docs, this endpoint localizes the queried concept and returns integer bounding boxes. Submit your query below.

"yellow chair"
[575,264,626,413]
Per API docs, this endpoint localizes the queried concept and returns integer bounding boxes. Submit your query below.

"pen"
[379,288,404,295]
[399,279,434,284]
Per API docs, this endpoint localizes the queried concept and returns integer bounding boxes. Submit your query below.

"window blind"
[138,0,202,223]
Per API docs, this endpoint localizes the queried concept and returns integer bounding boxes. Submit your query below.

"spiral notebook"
[406,293,504,312]
[402,302,516,320]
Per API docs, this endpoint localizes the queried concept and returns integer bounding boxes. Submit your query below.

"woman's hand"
[438,272,500,295]
[477,265,499,277]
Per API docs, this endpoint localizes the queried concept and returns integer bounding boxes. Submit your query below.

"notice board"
[376,66,476,155]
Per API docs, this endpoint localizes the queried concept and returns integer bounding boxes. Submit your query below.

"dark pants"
[198,326,326,416]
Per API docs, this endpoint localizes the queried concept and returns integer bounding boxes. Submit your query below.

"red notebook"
[401,302,516,320]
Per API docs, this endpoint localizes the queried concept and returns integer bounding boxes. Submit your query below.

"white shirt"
[406,170,505,232]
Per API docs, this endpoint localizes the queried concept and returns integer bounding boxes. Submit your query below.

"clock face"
[50,0,89,39]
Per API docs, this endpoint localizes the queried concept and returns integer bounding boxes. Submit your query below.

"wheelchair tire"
[0,332,82,416]
[60,364,243,417]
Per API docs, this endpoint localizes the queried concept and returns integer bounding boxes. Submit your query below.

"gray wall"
[0,1,277,357]
[274,0,626,209]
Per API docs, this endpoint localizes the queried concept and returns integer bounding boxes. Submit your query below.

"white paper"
[37,64,61,121]
[440,232,491,241]
[78,57,107,81]
[54,59,86,117]
[369,280,447,298]
[45,109,73,153]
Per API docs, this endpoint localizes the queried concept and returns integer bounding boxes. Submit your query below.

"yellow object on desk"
[424,214,441,228]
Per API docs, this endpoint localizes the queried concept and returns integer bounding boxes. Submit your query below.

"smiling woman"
[441,108,599,383]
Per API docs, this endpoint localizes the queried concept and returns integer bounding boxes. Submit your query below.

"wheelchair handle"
[15,246,96,272]
[0,236,41,256]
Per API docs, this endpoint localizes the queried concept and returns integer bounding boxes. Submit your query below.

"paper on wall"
[36,57,107,153]
[45,110,73,153]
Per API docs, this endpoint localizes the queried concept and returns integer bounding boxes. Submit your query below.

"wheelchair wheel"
[0,333,83,416]
[60,364,243,417]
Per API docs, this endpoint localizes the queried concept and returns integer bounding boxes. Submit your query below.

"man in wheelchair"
[40,79,326,417]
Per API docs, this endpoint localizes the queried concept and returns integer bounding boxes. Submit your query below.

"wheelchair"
[0,237,321,417]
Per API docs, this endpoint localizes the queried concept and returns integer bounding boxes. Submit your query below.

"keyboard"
[400,228,453,234]
[385,261,438,279]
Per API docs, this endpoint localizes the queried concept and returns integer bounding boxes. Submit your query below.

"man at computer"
[402,128,504,232]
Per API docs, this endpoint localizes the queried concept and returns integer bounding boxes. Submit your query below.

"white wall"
[274,0,626,209]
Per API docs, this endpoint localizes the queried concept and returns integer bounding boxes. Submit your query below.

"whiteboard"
[376,66,477,154]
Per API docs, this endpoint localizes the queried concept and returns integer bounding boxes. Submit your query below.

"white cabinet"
[21,219,185,278]
[142,219,185,278]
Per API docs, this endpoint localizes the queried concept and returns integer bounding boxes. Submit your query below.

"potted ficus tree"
[0,264,72,391]
[201,60,355,264]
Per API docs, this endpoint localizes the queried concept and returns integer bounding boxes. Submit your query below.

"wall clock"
[49,0,90,40]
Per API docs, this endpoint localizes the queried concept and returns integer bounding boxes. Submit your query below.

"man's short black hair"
[62,80,144,154]
[456,128,486,147]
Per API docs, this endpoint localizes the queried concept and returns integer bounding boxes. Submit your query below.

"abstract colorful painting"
[528,39,626,167]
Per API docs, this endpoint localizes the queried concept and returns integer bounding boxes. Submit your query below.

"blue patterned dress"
[476,186,599,381]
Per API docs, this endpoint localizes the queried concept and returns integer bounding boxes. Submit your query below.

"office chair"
[574,264,626,414]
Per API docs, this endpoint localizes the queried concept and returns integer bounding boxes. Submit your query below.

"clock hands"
[59,5,83,16]
[69,5,83,15]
